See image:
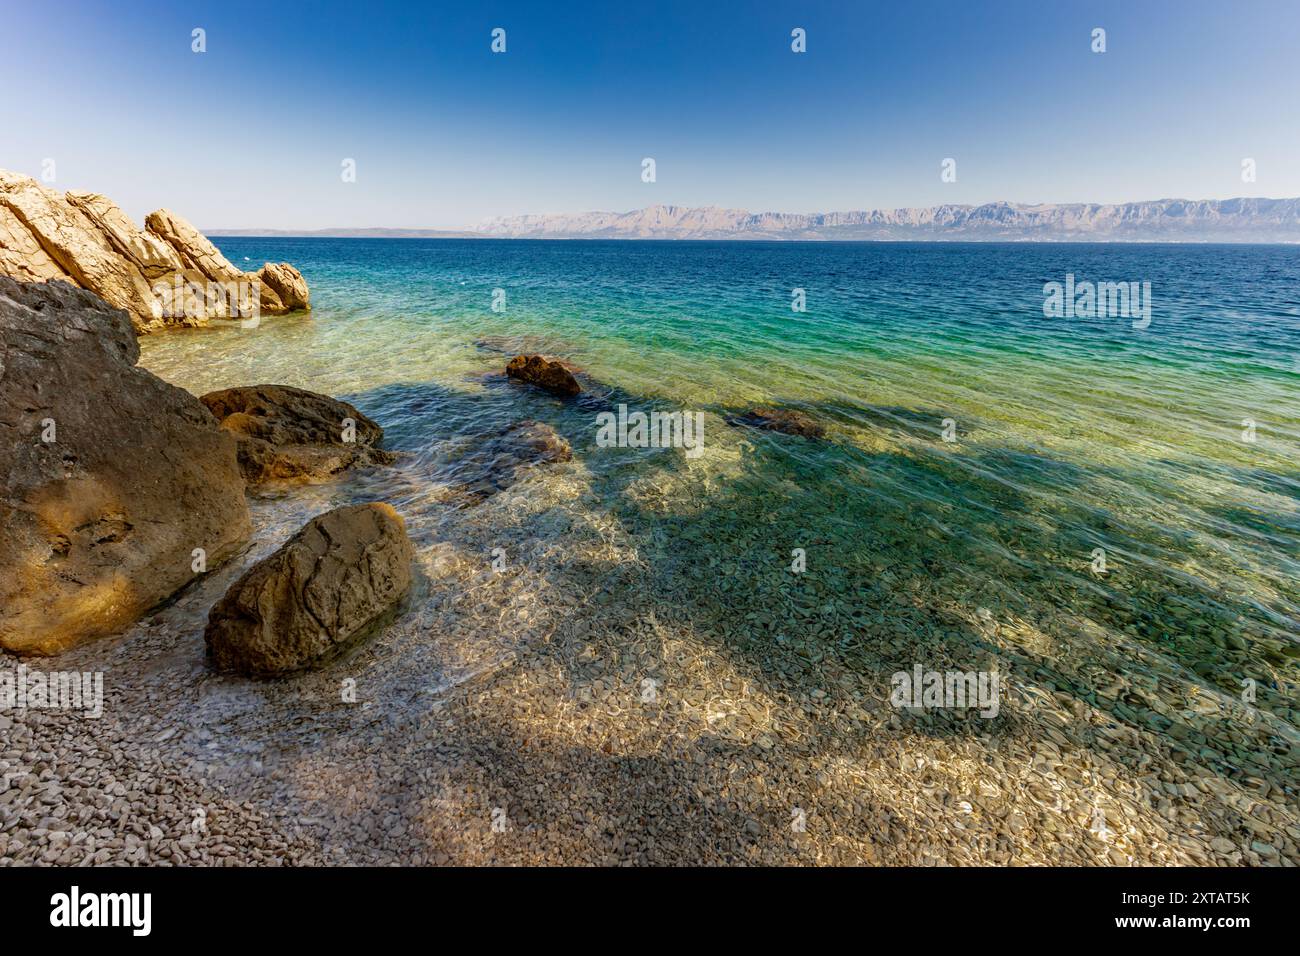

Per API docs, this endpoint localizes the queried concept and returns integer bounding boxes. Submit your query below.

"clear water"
[139,238,1300,781]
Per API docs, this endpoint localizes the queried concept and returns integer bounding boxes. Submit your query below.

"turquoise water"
[140,239,1300,780]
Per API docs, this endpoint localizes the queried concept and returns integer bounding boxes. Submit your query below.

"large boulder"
[199,384,397,485]
[255,262,310,313]
[0,278,252,655]
[204,503,414,675]
[506,354,582,397]
[0,168,309,332]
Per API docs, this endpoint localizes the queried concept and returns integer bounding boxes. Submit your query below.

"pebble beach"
[4,425,1296,866]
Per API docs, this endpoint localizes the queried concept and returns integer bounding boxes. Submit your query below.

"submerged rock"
[0,278,251,654]
[0,168,309,332]
[727,406,826,439]
[506,353,582,397]
[205,503,414,676]
[447,419,573,503]
[200,384,396,485]
[475,334,578,357]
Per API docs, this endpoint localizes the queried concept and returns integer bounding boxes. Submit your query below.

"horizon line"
[199,234,1300,246]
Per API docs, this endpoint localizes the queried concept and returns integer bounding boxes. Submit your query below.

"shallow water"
[139,238,1300,782]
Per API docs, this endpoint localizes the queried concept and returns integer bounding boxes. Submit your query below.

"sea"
[138,238,1300,775]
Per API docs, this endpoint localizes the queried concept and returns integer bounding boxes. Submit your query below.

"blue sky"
[4,0,1298,229]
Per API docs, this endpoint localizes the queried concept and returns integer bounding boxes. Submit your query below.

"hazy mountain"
[476,198,1300,242]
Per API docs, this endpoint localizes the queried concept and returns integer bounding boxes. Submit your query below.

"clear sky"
[4,0,1298,229]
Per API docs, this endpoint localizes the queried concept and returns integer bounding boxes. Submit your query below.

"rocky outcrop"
[0,278,252,655]
[0,171,162,325]
[199,384,397,485]
[204,503,414,675]
[446,420,573,503]
[67,192,185,279]
[506,354,582,397]
[727,406,826,439]
[0,168,309,332]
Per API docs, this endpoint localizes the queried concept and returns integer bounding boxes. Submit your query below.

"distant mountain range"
[477,199,1300,242]
[207,197,1300,242]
